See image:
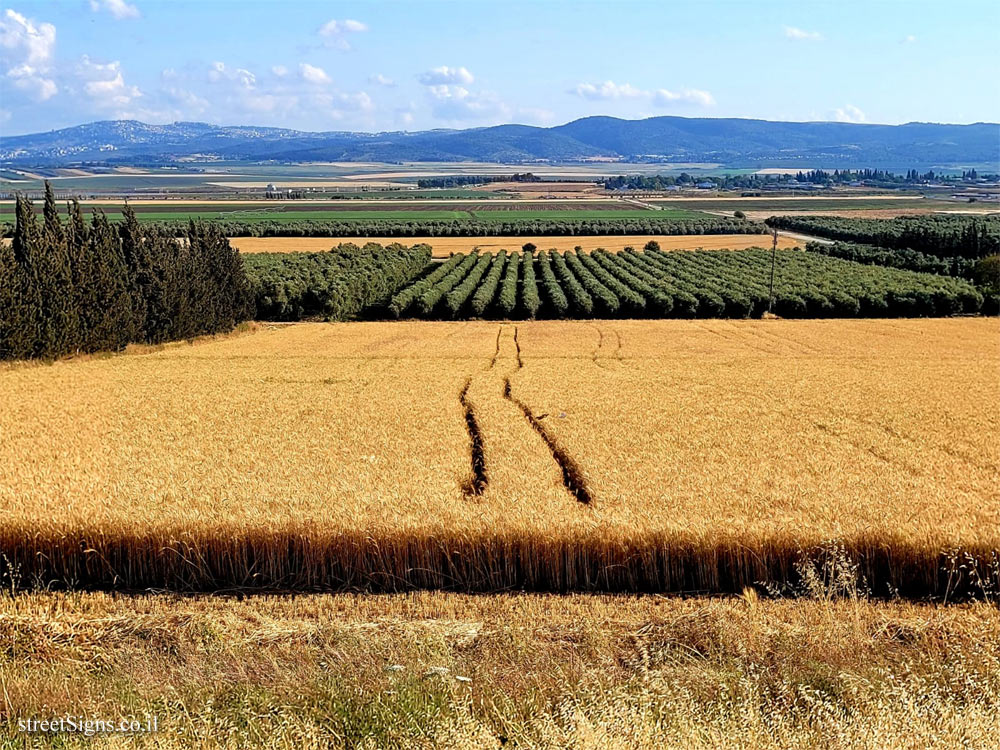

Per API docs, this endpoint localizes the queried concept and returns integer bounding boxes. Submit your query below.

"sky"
[1,0,998,136]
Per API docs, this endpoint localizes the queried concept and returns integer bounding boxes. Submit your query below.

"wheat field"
[0,319,996,594]
[229,233,801,256]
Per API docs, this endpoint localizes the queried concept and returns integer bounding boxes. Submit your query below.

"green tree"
[10,194,45,357]
[66,200,100,351]
[0,230,21,359]
[40,181,81,355]
[119,202,153,341]
[88,209,135,351]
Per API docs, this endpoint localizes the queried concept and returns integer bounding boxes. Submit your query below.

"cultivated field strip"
[0,319,996,595]
[229,234,802,256]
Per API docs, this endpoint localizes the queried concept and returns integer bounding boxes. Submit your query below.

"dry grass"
[2,592,998,748]
[230,233,800,256]
[0,319,996,594]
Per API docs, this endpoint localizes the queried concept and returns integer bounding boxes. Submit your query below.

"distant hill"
[1,116,997,168]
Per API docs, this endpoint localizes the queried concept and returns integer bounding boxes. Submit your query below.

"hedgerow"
[521,251,541,319]
[444,252,493,317]
[536,251,569,317]
[497,251,520,317]
[564,250,620,315]
[804,241,974,276]
[386,253,465,318]
[549,250,594,316]
[470,251,508,317]
[576,251,647,313]
[766,214,1000,260]
[125,215,767,238]
[244,242,430,321]
[416,252,480,316]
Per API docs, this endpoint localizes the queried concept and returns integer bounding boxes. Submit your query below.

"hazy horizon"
[7,111,1000,140]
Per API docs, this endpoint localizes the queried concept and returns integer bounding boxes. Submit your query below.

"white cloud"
[784,26,823,41]
[299,63,331,85]
[369,73,395,87]
[319,18,368,35]
[903,34,917,44]
[419,65,474,86]
[6,63,57,100]
[318,18,367,48]
[832,104,867,123]
[338,91,373,112]
[570,80,645,100]
[152,62,378,127]
[569,81,715,108]
[77,55,141,107]
[653,88,715,107]
[241,93,280,113]
[1,9,57,100]
[163,85,209,113]
[394,105,415,127]
[0,8,55,65]
[305,90,375,123]
[426,83,508,122]
[208,61,256,89]
[89,0,140,20]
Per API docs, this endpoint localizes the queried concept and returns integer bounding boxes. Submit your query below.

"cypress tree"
[67,200,101,351]
[40,181,81,355]
[119,202,152,341]
[88,209,135,351]
[41,182,63,244]
[3,197,250,361]
[157,228,190,341]
[11,194,45,357]
[0,231,21,359]
[182,220,208,336]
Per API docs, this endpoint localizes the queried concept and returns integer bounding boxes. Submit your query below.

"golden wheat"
[0,319,996,593]
[229,233,801,256]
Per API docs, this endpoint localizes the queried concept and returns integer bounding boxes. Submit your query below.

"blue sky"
[1,0,998,136]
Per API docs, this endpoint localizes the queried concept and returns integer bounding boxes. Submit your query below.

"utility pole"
[767,228,778,314]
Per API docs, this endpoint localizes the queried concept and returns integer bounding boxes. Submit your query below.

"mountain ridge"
[2,115,997,168]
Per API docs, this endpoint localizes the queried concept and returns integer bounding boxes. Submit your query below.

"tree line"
[1,183,251,361]
[603,168,998,192]
[416,173,542,188]
[102,216,764,238]
[243,242,430,321]
[2,215,767,239]
[803,241,999,315]
[766,214,1000,260]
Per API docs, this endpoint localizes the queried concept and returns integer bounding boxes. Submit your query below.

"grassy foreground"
[1,592,998,748]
